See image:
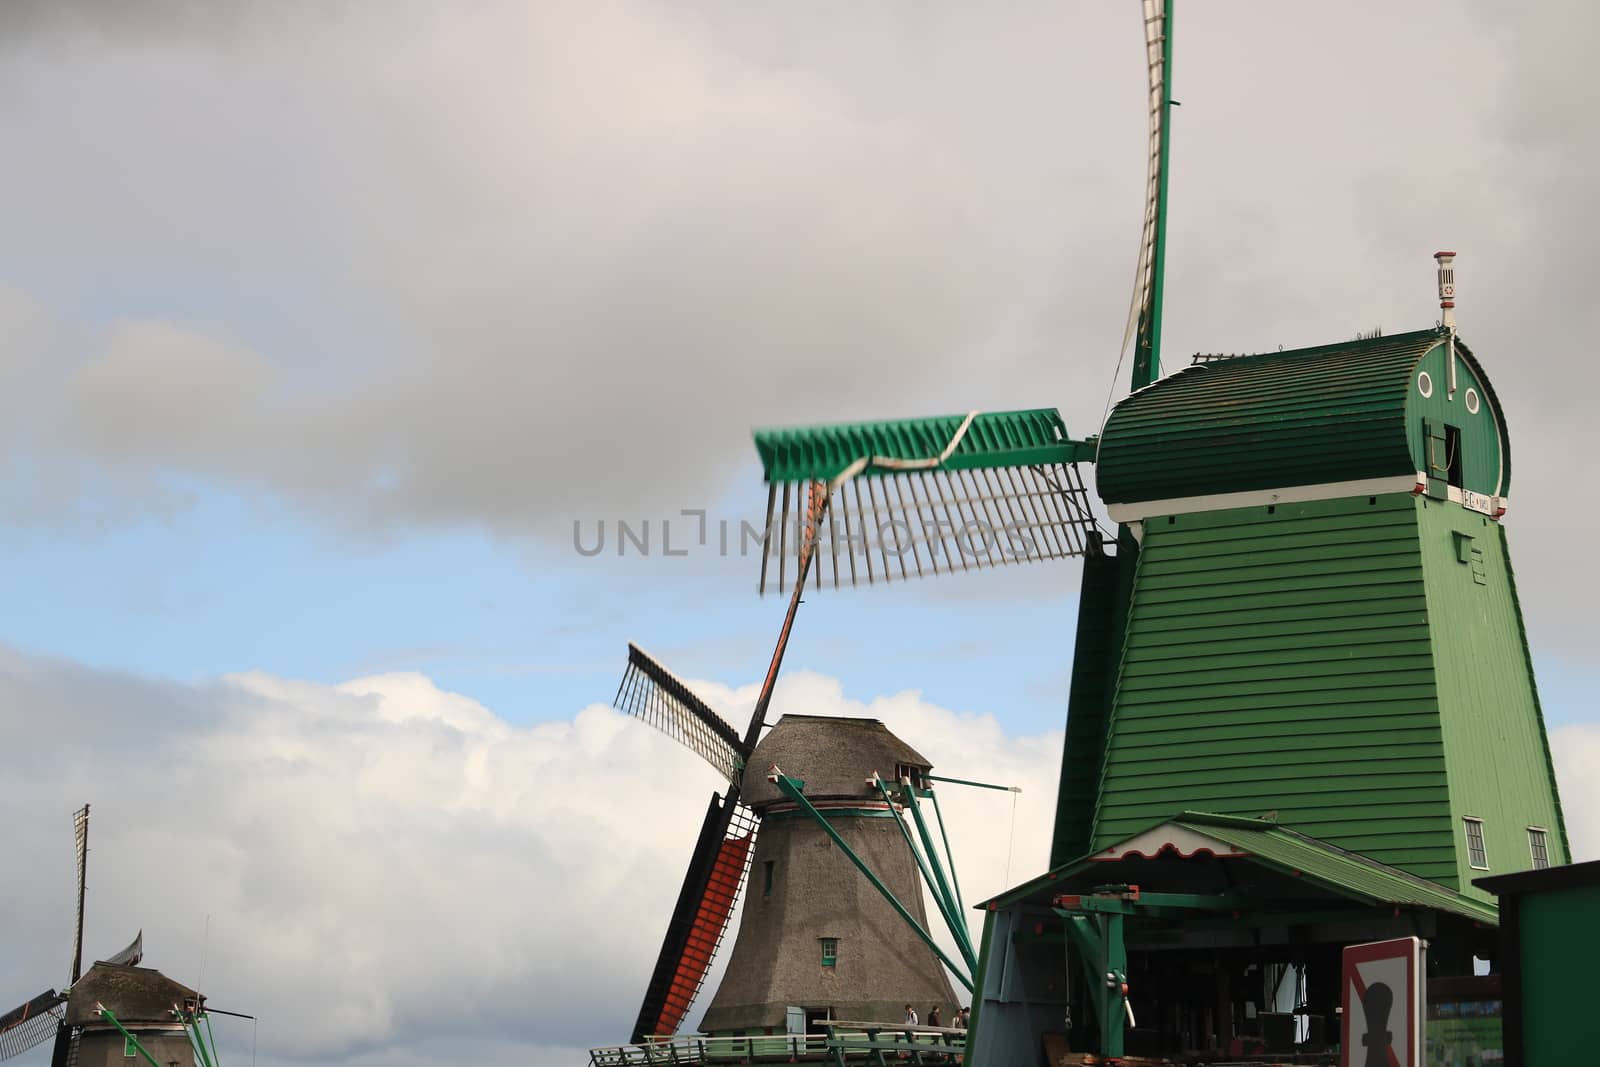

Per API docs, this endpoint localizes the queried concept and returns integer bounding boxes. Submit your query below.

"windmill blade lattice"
[753,409,1103,593]
[0,991,64,1062]
[632,793,758,1042]
[614,644,748,782]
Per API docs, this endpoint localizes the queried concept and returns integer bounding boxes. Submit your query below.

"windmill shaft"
[746,482,825,748]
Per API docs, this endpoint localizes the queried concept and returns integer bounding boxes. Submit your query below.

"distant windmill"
[613,483,985,1040]
[0,805,144,1065]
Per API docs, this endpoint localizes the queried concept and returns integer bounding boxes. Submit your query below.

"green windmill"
[742,3,1567,1061]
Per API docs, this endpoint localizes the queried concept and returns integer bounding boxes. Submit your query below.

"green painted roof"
[1096,328,1509,504]
[983,811,1498,926]
[754,408,1092,484]
[1171,813,1499,925]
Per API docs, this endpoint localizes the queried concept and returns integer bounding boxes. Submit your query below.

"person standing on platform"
[927,1006,942,1028]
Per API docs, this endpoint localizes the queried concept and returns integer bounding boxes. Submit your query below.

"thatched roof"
[65,963,200,1027]
[740,714,932,809]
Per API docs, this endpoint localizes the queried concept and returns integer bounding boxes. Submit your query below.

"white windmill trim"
[1089,824,1251,862]
[1105,474,1423,523]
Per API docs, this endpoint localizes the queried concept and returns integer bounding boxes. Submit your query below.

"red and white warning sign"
[1341,936,1424,1067]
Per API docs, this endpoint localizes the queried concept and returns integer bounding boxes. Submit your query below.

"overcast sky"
[2,3,1597,1065]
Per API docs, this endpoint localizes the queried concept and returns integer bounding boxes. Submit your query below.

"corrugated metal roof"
[981,812,1498,926]
[1172,812,1499,925]
[1097,329,1444,504]
[754,408,1089,483]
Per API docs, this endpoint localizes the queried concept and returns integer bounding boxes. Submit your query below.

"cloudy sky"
[2,2,1597,1064]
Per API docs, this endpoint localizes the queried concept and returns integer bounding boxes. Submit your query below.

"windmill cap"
[742,715,932,808]
[1435,250,1457,258]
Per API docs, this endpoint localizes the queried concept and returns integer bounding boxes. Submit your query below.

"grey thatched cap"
[65,963,200,1027]
[740,714,932,810]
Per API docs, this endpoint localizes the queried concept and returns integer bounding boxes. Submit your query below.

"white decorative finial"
[1436,251,1458,398]
[1435,251,1457,330]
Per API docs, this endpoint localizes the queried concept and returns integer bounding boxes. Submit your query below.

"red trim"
[652,832,754,1035]
[1340,937,1418,1067]
[1434,250,1456,258]
[1090,842,1238,861]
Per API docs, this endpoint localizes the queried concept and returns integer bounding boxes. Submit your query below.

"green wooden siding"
[1416,499,1567,897]
[1091,494,1459,884]
[1051,532,1138,867]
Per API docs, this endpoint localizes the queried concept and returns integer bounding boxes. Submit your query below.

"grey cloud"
[0,2,1597,644]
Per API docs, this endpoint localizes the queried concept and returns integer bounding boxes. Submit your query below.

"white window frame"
[1527,826,1550,870]
[1463,816,1489,870]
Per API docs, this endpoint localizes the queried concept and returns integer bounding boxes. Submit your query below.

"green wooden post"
[967,909,996,1044]
[1059,910,1129,1059]
[1101,912,1127,1058]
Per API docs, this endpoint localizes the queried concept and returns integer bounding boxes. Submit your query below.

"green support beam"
[897,782,978,969]
[873,779,978,974]
[95,1008,168,1067]
[924,774,1021,794]
[1060,913,1128,1059]
[772,771,973,992]
[926,787,969,943]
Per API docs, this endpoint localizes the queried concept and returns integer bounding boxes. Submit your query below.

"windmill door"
[785,1006,805,1035]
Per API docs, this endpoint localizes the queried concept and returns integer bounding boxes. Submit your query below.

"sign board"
[1462,489,1493,515]
[1341,936,1424,1067]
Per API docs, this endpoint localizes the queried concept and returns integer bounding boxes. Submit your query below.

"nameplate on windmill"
[1340,936,1423,1067]
[1462,489,1493,515]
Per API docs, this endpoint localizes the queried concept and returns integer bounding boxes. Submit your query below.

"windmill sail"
[752,409,1101,592]
[631,793,758,1042]
[612,648,761,1041]
[0,991,64,1062]
[614,644,747,782]
[69,805,88,986]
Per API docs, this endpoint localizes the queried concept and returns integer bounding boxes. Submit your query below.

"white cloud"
[0,649,1059,1065]
[1551,723,1600,863]
[3,649,1596,1065]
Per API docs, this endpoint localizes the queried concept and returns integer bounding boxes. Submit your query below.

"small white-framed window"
[820,937,839,968]
[1418,371,1434,398]
[1464,817,1489,870]
[1528,827,1550,870]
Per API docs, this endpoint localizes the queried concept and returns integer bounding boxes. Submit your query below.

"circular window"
[1418,371,1433,398]
[1465,387,1480,414]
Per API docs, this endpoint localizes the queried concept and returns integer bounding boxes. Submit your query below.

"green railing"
[589,1026,965,1066]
